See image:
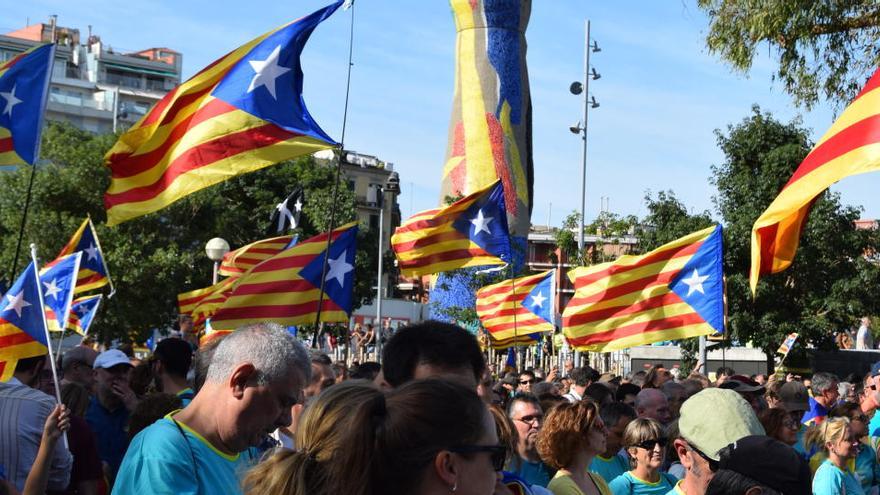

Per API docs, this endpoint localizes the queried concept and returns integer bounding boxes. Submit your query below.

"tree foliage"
[710,106,880,357]
[0,122,378,344]
[698,0,880,109]
[639,191,714,253]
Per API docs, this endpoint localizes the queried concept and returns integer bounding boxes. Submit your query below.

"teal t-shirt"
[813,459,865,495]
[113,415,257,494]
[870,412,880,437]
[508,458,554,488]
[609,471,677,495]
[855,443,880,492]
[590,453,629,484]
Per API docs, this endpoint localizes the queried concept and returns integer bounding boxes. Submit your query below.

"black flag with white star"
[270,187,304,234]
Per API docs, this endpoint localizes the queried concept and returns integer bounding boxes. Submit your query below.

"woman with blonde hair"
[536,400,611,495]
[808,416,865,495]
[608,418,676,495]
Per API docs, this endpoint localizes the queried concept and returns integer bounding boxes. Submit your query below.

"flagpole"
[312,0,356,344]
[54,329,66,363]
[30,243,67,449]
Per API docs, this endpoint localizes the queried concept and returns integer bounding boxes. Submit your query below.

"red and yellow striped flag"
[476,270,555,341]
[751,68,880,293]
[391,180,510,276]
[103,2,341,226]
[563,226,724,352]
[487,333,541,350]
[219,235,294,277]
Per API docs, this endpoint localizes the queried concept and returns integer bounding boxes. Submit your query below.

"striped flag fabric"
[563,225,724,352]
[489,332,540,350]
[66,294,103,336]
[391,180,511,276]
[219,235,296,277]
[0,43,54,166]
[46,218,114,295]
[39,252,82,331]
[0,262,49,381]
[177,277,237,329]
[476,270,555,341]
[103,1,342,226]
[750,68,880,294]
[210,223,358,329]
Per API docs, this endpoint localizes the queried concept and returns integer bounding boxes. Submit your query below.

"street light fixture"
[375,171,400,362]
[205,237,230,284]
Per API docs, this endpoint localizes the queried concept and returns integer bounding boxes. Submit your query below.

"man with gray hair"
[635,388,672,425]
[113,323,311,494]
[802,371,839,425]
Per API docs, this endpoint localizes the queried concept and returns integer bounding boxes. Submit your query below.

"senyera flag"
[476,270,555,341]
[45,217,114,296]
[103,1,343,226]
[0,42,54,166]
[563,225,724,352]
[210,222,358,330]
[0,262,48,381]
[219,235,296,277]
[750,68,880,294]
[391,180,511,277]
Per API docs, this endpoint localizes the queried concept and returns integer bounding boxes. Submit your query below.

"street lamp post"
[376,171,400,362]
[205,237,230,284]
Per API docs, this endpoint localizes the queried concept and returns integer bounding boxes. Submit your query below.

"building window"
[104,68,142,89]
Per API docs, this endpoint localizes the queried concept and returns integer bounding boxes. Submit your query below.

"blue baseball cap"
[872,361,880,377]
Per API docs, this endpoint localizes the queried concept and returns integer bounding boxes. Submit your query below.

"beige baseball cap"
[678,388,765,461]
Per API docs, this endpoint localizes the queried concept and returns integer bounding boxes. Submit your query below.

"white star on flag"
[529,291,547,309]
[470,209,494,235]
[5,291,31,318]
[325,250,354,287]
[85,244,99,261]
[681,269,710,296]
[1,85,22,117]
[294,198,303,212]
[43,279,62,300]
[247,45,291,100]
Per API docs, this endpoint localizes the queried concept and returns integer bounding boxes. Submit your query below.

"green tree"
[697,0,880,109]
[0,122,376,343]
[710,106,880,365]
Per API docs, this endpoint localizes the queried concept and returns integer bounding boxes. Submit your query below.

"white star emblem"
[324,250,354,287]
[4,290,31,318]
[247,45,291,100]
[294,198,303,212]
[470,209,494,235]
[43,278,62,300]
[529,291,547,309]
[85,244,99,261]
[681,269,710,296]
[1,85,22,117]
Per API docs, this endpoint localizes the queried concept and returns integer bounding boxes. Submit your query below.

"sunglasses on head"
[633,437,668,450]
[448,445,508,471]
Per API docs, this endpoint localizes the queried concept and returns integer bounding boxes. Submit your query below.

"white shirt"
[857,325,874,350]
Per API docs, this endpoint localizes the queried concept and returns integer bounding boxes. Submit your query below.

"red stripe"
[393,230,466,252]
[784,113,880,187]
[477,278,543,299]
[141,84,218,129]
[0,331,39,348]
[479,306,533,319]
[105,124,300,208]
[213,299,342,321]
[487,317,550,333]
[230,279,316,296]
[568,269,680,306]
[108,98,238,178]
[563,292,683,327]
[0,137,12,153]
[0,50,30,71]
[77,273,106,287]
[566,312,705,346]
[573,241,701,287]
[854,69,880,102]
[397,248,495,268]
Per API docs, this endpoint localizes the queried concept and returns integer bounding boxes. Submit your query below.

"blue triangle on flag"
[668,225,724,334]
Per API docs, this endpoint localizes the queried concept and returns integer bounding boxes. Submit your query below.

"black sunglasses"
[448,445,508,471]
[633,437,668,450]
[519,379,535,385]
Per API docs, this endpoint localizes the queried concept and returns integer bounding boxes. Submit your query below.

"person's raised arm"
[23,404,70,495]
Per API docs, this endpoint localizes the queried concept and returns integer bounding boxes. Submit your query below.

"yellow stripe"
[0,341,47,360]
[210,309,349,331]
[571,322,715,352]
[488,323,553,341]
[394,237,490,261]
[499,100,530,208]
[399,256,505,277]
[391,222,457,244]
[106,135,331,226]
[566,302,696,336]
[813,85,880,149]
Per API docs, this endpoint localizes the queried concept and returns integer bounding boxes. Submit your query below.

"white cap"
[93,349,133,369]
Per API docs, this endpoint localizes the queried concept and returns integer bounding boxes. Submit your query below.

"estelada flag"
[751,68,880,294]
[0,43,54,166]
[67,294,103,336]
[476,270,555,341]
[103,1,342,226]
[391,180,511,277]
[39,252,82,331]
[210,222,358,329]
[46,217,114,296]
[219,235,296,277]
[0,262,48,381]
[563,225,724,352]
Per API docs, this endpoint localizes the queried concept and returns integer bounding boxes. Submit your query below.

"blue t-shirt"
[855,443,880,492]
[177,388,195,407]
[85,397,129,479]
[591,453,629,484]
[813,459,865,495]
[609,471,677,495]
[509,458,554,488]
[870,412,880,437]
[113,414,257,494]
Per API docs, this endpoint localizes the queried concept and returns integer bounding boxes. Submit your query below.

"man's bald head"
[635,388,672,424]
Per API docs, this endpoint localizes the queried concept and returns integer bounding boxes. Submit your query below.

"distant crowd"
[3,320,877,494]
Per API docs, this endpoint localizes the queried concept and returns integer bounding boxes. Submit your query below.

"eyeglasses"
[448,445,508,471]
[519,379,535,385]
[514,414,544,426]
[632,437,668,450]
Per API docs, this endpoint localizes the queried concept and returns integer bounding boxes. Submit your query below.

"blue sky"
[7,0,879,224]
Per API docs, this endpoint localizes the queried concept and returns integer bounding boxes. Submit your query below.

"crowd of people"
[4,320,880,494]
